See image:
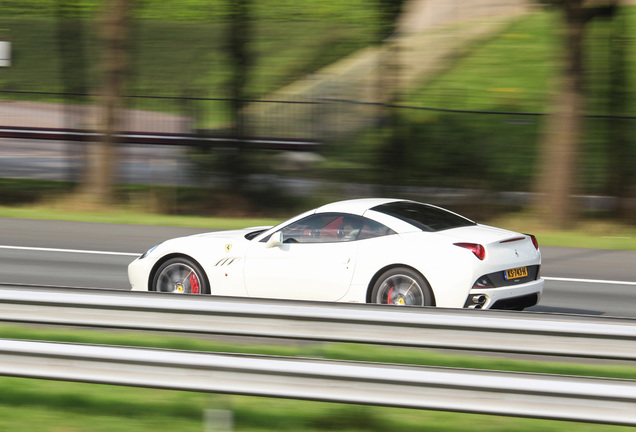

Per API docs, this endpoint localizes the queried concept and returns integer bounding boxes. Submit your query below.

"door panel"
[244,241,357,301]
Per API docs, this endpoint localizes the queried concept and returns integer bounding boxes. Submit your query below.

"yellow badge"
[225,244,232,253]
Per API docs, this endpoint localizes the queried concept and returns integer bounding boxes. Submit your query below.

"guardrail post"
[204,409,234,432]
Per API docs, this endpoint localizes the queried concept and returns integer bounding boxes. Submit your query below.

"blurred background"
[0,0,635,226]
[1,2,635,431]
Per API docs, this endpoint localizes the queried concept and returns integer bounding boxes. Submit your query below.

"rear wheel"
[371,268,432,306]
[152,257,210,294]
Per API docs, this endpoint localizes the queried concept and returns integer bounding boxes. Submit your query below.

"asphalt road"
[0,217,635,317]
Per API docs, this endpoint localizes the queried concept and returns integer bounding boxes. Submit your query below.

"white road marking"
[0,245,139,257]
[544,276,636,286]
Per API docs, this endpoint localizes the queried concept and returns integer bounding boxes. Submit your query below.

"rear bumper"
[464,278,544,310]
[490,292,539,310]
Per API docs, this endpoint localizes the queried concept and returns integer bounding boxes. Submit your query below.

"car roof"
[314,198,404,216]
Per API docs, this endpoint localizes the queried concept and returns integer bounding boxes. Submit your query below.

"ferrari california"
[128,198,543,310]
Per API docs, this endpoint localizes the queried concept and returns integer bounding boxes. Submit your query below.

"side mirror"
[266,231,283,248]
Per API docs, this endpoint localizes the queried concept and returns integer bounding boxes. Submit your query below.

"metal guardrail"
[2,285,636,426]
[0,340,636,426]
[1,285,636,361]
[1,338,635,426]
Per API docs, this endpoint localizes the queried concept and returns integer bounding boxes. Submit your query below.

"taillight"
[528,234,539,250]
[454,243,486,260]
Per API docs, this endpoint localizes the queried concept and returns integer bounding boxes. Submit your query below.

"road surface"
[0,218,634,317]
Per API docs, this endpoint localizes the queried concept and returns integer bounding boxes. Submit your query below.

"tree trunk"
[607,5,633,219]
[80,0,132,205]
[227,0,250,191]
[532,1,588,228]
[57,0,89,182]
[377,0,406,188]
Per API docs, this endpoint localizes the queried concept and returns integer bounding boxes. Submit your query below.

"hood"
[188,226,273,240]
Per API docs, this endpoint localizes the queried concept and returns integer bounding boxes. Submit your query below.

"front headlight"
[140,244,160,259]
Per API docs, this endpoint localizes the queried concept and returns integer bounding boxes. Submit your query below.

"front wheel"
[152,257,210,294]
[371,268,432,306]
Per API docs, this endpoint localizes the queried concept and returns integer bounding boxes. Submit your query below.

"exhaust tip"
[464,294,489,309]
[473,295,486,305]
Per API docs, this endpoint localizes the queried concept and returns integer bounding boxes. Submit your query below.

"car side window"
[280,213,364,244]
[358,219,396,240]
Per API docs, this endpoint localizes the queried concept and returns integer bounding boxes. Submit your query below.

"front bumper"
[128,257,153,291]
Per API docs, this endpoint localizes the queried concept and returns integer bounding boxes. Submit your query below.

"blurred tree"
[607,5,634,220]
[531,0,617,228]
[80,0,133,205]
[57,1,89,101]
[57,0,89,181]
[376,0,406,101]
[226,0,251,191]
[377,0,407,187]
[377,0,406,39]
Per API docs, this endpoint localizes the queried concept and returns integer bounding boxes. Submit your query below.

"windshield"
[245,229,267,240]
[371,201,475,232]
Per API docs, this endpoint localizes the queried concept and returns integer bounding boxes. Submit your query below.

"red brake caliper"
[189,274,200,294]
[387,287,394,305]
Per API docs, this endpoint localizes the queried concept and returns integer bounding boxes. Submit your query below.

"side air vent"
[215,258,240,267]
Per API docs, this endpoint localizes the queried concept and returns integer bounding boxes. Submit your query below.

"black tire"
[152,257,210,295]
[370,267,432,306]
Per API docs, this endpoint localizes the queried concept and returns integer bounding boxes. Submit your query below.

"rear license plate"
[505,266,528,280]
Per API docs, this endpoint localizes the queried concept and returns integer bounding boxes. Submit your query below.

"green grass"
[0,325,634,432]
[1,179,635,249]
[321,11,561,191]
[2,9,636,248]
[0,179,290,226]
[1,198,636,251]
[2,5,635,431]
[2,381,633,432]
[0,2,377,108]
[4,324,636,379]
[2,0,381,24]
[0,204,282,229]
[406,12,560,112]
[529,228,636,250]
[489,212,636,250]
[406,8,636,116]
[0,17,371,96]
[1,200,635,249]
[3,7,635,197]
[325,8,636,197]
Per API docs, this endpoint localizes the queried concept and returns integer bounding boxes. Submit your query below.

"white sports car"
[128,198,543,310]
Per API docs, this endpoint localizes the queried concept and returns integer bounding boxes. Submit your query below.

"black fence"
[2,89,635,143]
[1,89,635,198]
[0,90,327,147]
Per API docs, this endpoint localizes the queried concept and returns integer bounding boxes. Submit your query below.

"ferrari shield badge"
[225,244,232,253]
